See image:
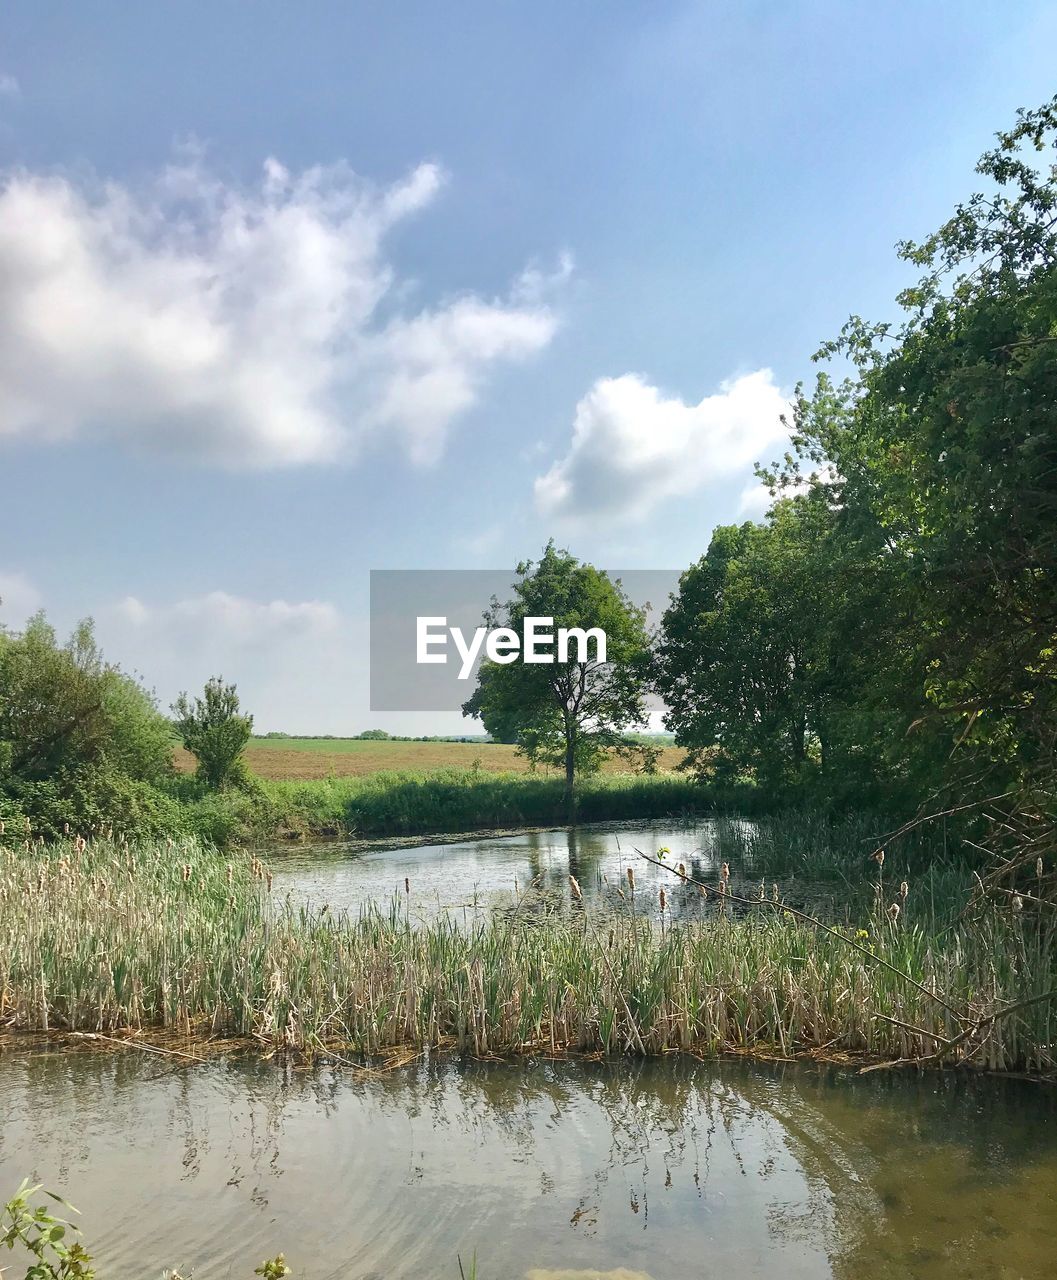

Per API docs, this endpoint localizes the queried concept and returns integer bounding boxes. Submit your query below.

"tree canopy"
[462,544,654,807]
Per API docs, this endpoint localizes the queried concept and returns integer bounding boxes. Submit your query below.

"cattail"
[1037,857,1044,879]
[887,902,900,922]
[265,871,273,891]
[758,881,765,901]
[227,865,234,885]
[659,887,667,912]
[1012,893,1024,912]
[63,822,70,836]
[405,877,411,895]
[569,874,582,902]
[677,863,686,880]
[720,862,730,882]
[24,816,30,833]
[771,883,779,902]
[899,880,909,901]
[872,849,885,867]
[181,864,191,882]
[627,867,635,891]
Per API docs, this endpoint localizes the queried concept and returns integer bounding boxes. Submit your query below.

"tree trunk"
[564,722,576,823]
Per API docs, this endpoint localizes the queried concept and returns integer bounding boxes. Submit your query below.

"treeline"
[655,99,1056,877]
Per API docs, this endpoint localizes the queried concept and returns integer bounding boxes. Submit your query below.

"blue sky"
[1,2,1055,732]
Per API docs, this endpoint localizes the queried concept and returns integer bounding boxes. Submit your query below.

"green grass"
[1,832,1053,1073]
[174,768,758,844]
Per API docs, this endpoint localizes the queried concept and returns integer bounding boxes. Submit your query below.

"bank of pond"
[1,818,1053,1074]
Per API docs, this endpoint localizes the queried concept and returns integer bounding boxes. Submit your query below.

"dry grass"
[174,739,687,781]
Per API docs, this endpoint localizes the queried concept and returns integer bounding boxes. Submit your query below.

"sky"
[1,2,1055,733]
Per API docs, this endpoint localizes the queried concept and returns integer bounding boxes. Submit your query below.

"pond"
[3,823,1052,1278]
[265,820,837,923]
[1,1050,1054,1279]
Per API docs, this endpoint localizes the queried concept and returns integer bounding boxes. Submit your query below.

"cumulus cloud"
[0,154,560,467]
[534,369,789,523]
[0,74,19,98]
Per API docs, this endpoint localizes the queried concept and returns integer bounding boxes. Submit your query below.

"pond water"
[266,820,835,924]
[1,1049,1054,1279]
[3,824,1052,1277]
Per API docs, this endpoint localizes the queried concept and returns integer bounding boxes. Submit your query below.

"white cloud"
[0,155,560,468]
[0,74,19,99]
[115,590,339,645]
[0,570,41,627]
[100,589,355,730]
[737,478,775,517]
[534,369,789,523]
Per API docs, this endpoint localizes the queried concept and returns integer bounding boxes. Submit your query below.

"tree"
[657,496,941,804]
[461,544,653,812]
[172,677,253,790]
[757,96,1057,870]
[0,612,177,834]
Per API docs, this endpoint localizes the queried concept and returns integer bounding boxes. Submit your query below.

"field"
[174,737,687,780]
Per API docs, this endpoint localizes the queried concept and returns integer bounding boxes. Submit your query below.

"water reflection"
[267,820,800,924]
[1,1051,1053,1279]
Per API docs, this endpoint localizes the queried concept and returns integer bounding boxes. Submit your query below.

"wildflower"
[856,929,870,940]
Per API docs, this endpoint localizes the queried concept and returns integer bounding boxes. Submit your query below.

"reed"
[0,835,1053,1073]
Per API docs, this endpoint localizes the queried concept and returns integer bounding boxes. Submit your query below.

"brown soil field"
[173,739,686,780]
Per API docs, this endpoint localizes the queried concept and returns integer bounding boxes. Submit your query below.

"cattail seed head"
[569,874,582,902]
[720,862,730,882]
[887,902,900,921]
[899,880,909,900]
[627,867,635,890]
[1012,893,1024,912]
[1037,857,1044,879]
[659,887,666,912]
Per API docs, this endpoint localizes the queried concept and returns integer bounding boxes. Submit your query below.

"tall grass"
[1,834,1053,1072]
[251,769,758,840]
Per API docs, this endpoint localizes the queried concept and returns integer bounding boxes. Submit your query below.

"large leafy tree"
[462,545,653,810]
[761,97,1057,863]
[656,495,931,802]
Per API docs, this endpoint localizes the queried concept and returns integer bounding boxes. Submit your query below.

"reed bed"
[0,835,1053,1073]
